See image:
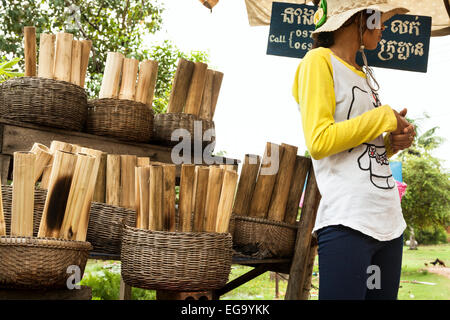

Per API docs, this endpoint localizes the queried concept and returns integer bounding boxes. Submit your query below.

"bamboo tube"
[135,60,158,107]
[149,165,163,231]
[11,152,35,237]
[162,164,176,231]
[53,32,73,82]
[24,26,37,77]
[220,164,236,172]
[178,164,195,231]
[185,62,208,116]
[38,33,55,79]
[92,152,107,203]
[30,143,52,184]
[210,71,224,119]
[248,142,281,218]
[119,58,139,100]
[136,166,150,229]
[134,167,140,226]
[199,69,214,120]
[60,153,95,240]
[70,40,82,86]
[70,144,83,154]
[215,170,238,233]
[233,154,261,216]
[192,166,209,232]
[40,141,73,190]
[137,157,150,167]
[167,59,195,113]
[267,143,298,222]
[0,184,4,236]
[106,154,121,206]
[79,40,92,88]
[284,156,310,225]
[38,150,77,238]
[203,167,224,232]
[120,155,136,209]
[99,52,124,99]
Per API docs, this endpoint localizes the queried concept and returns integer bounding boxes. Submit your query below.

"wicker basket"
[87,98,154,142]
[153,112,215,146]
[230,215,298,259]
[0,236,92,289]
[86,202,136,255]
[0,77,87,131]
[121,224,232,291]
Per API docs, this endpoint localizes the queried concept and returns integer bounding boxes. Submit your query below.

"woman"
[292,0,416,300]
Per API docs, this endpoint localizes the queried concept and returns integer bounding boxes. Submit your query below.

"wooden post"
[284,156,310,225]
[192,166,209,232]
[210,71,224,120]
[119,58,139,101]
[199,69,215,120]
[215,169,238,233]
[162,164,176,231]
[120,155,137,209]
[38,33,55,79]
[167,59,195,113]
[185,62,208,116]
[24,26,37,77]
[38,150,77,238]
[135,60,158,107]
[178,164,195,231]
[30,143,52,184]
[149,165,163,231]
[106,154,121,206]
[136,166,150,229]
[301,236,318,300]
[99,52,124,99]
[285,165,321,300]
[79,40,92,88]
[267,143,298,222]
[233,154,261,216]
[248,142,280,218]
[40,141,73,190]
[70,40,82,86]
[92,152,107,203]
[53,32,73,82]
[203,166,224,232]
[11,152,36,237]
[0,185,5,236]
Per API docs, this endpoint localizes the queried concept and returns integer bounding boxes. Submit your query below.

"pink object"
[299,191,305,208]
[396,180,407,202]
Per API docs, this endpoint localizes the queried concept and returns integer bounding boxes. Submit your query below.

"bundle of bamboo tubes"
[98,52,158,108]
[233,142,306,224]
[166,58,223,121]
[23,26,92,88]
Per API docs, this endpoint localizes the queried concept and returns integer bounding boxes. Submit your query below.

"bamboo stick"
[192,166,209,232]
[60,153,95,240]
[284,156,310,225]
[233,154,261,216]
[99,52,124,99]
[11,152,36,237]
[178,164,195,231]
[53,32,73,82]
[162,164,176,232]
[199,69,214,120]
[135,60,158,107]
[24,26,37,77]
[119,58,139,101]
[92,152,107,203]
[30,143,52,184]
[136,166,150,229]
[203,166,224,232]
[38,33,55,79]
[167,59,195,113]
[40,140,73,190]
[120,155,136,209]
[106,154,121,206]
[38,150,77,238]
[215,169,238,233]
[210,71,224,120]
[79,40,92,88]
[134,167,140,226]
[149,165,163,231]
[0,184,4,236]
[248,142,281,218]
[137,157,150,167]
[185,62,208,116]
[267,143,298,221]
[70,40,82,86]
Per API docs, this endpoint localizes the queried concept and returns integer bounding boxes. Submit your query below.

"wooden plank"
[119,277,132,300]
[0,286,92,300]
[0,154,11,184]
[215,265,270,297]
[300,235,318,300]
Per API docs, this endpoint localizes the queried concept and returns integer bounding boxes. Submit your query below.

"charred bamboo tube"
[119,58,139,100]
[149,165,163,231]
[136,166,150,229]
[24,26,37,77]
[210,71,224,120]
[70,40,82,86]
[135,60,158,107]
[137,157,150,167]
[38,150,77,238]
[92,152,107,203]
[79,40,92,88]
[185,62,208,116]
[106,154,121,206]
[53,32,73,82]
[215,169,238,233]
[233,154,261,216]
[0,184,4,236]
[199,69,215,120]
[162,164,176,231]
[120,155,137,209]
[178,164,196,231]
[11,152,36,236]
[99,52,124,99]
[40,141,73,189]
[167,59,195,113]
[267,143,298,222]
[30,143,52,184]
[284,156,310,225]
[192,166,209,232]
[203,166,224,232]
[38,33,55,79]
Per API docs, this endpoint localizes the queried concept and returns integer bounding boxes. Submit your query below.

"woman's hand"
[390,108,415,153]
[392,108,414,136]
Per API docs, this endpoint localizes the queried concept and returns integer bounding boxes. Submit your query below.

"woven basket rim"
[231,214,298,230]
[123,223,231,238]
[3,76,87,92]
[89,98,153,110]
[0,236,93,251]
[91,201,136,213]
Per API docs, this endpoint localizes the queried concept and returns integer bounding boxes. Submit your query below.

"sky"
[147,0,450,169]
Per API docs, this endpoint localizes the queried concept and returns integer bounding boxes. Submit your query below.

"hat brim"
[312,5,409,34]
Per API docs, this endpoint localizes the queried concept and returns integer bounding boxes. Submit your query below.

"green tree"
[0,57,22,82]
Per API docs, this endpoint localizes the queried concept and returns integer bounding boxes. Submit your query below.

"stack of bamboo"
[24,26,92,87]
[166,58,223,121]
[233,142,309,225]
[98,52,158,108]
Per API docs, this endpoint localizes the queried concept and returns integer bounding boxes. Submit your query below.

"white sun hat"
[313,0,409,34]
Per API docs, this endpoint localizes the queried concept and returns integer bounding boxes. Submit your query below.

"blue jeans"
[316,225,403,300]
